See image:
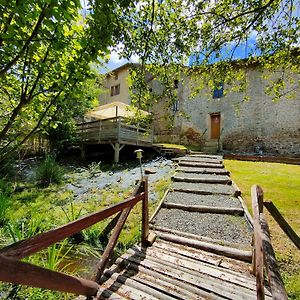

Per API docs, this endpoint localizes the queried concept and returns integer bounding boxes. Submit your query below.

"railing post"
[251,185,265,300]
[141,176,149,247]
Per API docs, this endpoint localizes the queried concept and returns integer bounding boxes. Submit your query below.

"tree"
[0,0,128,162]
[113,0,299,108]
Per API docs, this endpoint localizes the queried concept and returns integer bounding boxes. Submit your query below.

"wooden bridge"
[76,117,153,162]
[0,154,290,299]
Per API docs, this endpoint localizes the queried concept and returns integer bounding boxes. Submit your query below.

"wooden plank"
[0,193,145,260]
[264,201,300,250]
[260,214,288,300]
[173,175,231,184]
[123,249,255,300]
[105,265,202,300]
[251,185,265,300]
[162,202,244,215]
[103,270,176,300]
[137,246,258,292]
[100,275,160,300]
[155,231,252,262]
[107,259,220,300]
[0,255,99,296]
[150,224,249,250]
[153,240,253,278]
[149,189,169,223]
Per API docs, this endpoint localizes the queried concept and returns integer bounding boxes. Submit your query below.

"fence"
[251,185,288,300]
[0,177,149,297]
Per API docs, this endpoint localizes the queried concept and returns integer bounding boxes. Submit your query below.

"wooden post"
[260,214,288,300]
[95,206,132,283]
[264,201,300,250]
[251,185,265,300]
[141,177,149,247]
[114,142,120,163]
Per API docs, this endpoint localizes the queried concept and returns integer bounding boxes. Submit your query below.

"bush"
[35,156,64,187]
[0,180,12,227]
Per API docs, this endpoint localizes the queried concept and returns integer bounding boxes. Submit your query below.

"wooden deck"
[76,117,153,147]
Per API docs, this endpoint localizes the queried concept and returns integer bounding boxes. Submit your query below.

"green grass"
[224,160,300,299]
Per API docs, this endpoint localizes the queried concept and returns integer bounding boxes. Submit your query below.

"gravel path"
[153,209,252,246]
[172,182,238,195]
[164,191,242,208]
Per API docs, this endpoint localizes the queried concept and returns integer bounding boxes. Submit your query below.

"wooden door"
[211,114,221,139]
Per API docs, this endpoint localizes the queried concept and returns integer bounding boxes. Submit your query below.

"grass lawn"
[224,160,300,299]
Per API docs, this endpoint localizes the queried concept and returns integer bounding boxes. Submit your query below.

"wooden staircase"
[92,240,272,300]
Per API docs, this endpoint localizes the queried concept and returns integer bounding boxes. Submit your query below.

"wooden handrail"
[0,178,149,297]
[0,255,100,296]
[0,192,145,260]
[251,185,288,300]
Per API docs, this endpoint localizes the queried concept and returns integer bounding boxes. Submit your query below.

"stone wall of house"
[100,67,131,105]
[176,66,300,156]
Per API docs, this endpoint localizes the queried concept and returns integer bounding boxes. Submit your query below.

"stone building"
[99,62,300,156]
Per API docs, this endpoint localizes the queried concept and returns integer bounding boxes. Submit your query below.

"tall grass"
[35,156,64,187]
[0,180,11,227]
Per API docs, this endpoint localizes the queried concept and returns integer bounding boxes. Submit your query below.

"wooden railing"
[76,117,153,145]
[0,177,149,297]
[251,185,288,300]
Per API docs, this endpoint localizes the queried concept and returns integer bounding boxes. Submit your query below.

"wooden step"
[173,175,232,184]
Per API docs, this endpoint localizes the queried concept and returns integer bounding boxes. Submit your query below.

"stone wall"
[173,66,300,156]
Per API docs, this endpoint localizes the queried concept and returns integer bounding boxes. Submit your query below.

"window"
[174,79,179,88]
[213,82,224,98]
[172,100,179,113]
[114,73,118,80]
[110,84,120,96]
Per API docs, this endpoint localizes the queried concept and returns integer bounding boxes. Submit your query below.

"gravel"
[153,209,252,245]
[174,172,231,182]
[65,157,175,202]
[164,191,242,208]
[177,167,230,175]
[177,157,223,164]
[172,182,237,195]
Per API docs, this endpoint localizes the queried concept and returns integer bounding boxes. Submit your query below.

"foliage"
[0,180,11,227]
[113,0,299,119]
[0,0,123,162]
[224,160,300,298]
[35,156,64,187]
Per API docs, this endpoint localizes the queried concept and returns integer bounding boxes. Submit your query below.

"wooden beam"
[155,231,252,262]
[260,214,288,300]
[149,189,169,223]
[95,206,132,283]
[264,201,300,250]
[251,185,265,300]
[172,176,231,184]
[0,193,145,260]
[162,202,244,215]
[0,255,99,296]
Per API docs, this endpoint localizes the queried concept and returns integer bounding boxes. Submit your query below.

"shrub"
[0,180,12,227]
[35,156,64,187]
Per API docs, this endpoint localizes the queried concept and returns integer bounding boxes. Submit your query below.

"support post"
[114,142,120,163]
[141,177,149,247]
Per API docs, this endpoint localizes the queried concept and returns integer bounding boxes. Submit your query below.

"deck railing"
[0,177,149,297]
[251,185,288,300]
[76,117,153,145]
